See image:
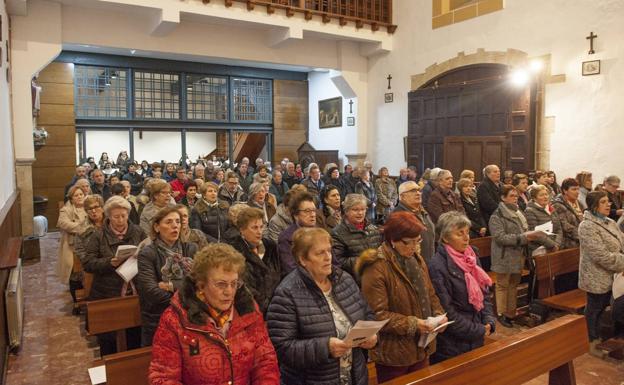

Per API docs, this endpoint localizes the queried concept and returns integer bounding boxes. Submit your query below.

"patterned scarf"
[207,304,231,328]
[444,245,492,311]
[156,239,193,283]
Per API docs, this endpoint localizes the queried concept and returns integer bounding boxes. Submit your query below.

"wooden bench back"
[86,295,141,335]
[104,346,152,385]
[534,248,580,298]
[381,314,588,385]
[469,236,492,259]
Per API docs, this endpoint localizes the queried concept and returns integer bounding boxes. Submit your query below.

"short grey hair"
[436,211,471,244]
[247,182,265,199]
[103,195,131,217]
[605,175,621,185]
[483,164,499,178]
[429,167,442,181]
[436,169,452,182]
[343,193,368,212]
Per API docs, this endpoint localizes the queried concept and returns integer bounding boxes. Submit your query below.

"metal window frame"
[74,65,129,120]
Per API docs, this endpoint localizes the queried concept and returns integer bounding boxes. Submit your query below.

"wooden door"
[407,64,535,176]
[444,136,507,182]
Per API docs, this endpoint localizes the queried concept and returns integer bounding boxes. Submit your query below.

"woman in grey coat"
[523,185,561,254]
[488,185,543,327]
[578,191,624,356]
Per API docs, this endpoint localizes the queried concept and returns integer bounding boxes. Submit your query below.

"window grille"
[134,71,180,119]
[231,78,272,123]
[75,66,128,118]
[186,75,228,121]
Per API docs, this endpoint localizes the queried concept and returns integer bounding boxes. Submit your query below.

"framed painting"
[318,97,342,129]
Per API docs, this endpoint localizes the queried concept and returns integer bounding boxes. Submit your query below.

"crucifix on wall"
[586,31,598,55]
[387,74,392,90]
[348,99,354,114]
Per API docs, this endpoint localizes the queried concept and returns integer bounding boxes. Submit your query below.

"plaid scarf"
[156,239,193,282]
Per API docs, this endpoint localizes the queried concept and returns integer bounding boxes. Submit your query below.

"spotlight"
[510,69,529,86]
[529,59,543,73]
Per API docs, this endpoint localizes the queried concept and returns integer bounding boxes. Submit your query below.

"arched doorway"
[407,63,535,180]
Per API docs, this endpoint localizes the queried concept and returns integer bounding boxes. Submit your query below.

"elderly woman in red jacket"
[149,243,279,385]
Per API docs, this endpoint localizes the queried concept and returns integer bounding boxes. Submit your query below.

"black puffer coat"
[266,266,373,385]
[230,236,281,314]
[189,199,229,242]
[331,219,382,278]
[136,241,198,346]
[82,221,146,300]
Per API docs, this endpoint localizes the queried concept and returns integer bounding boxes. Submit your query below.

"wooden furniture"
[297,142,339,171]
[534,248,586,313]
[380,314,588,385]
[86,295,142,352]
[104,347,152,385]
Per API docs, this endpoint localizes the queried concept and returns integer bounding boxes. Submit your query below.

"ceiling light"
[510,69,529,86]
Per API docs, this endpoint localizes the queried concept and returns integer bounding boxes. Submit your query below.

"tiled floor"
[4,233,624,384]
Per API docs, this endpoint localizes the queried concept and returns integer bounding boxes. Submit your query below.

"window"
[75,66,128,118]
[186,75,228,121]
[231,78,272,123]
[134,71,180,119]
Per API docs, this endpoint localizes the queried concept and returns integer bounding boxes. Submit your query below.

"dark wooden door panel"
[443,136,506,182]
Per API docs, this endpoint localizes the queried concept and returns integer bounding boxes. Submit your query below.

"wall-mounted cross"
[349,99,354,114]
[387,74,392,90]
[586,31,598,55]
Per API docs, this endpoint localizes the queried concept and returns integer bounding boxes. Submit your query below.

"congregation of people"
[56,151,624,384]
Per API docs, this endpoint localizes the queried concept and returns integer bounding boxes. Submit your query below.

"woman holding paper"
[524,184,562,255]
[357,212,446,383]
[136,207,198,346]
[83,195,146,354]
[267,227,376,385]
[140,179,175,235]
[428,211,496,363]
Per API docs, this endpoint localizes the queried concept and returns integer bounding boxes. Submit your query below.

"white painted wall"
[84,130,130,164]
[308,71,358,167]
[0,1,16,209]
[133,131,182,163]
[185,131,216,161]
[367,0,624,180]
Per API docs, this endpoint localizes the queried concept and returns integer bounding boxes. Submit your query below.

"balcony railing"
[218,0,396,33]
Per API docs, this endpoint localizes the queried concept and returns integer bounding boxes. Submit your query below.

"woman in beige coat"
[57,184,89,308]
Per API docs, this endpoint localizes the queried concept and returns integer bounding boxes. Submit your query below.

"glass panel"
[75,66,128,118]
[134,71,180,119]
[83,130,130,166]
[186,75,228,120]
[231,78,272,123]
[133,130,182,163]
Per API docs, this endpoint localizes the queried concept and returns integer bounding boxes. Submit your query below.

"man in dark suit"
[477,164,502,224]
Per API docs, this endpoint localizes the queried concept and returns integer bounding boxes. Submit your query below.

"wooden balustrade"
[215,0,397,33]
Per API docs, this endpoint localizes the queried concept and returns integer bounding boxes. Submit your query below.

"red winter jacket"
[170,179,187,202]
[149,286,280,385]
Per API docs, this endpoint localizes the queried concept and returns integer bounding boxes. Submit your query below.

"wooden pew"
[104,347,152,385]
[380,314,588,385]
[469,236,491,259]
[534,248,586,314]
[86,295,142,352]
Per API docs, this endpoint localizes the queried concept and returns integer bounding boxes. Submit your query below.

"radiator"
[5,258,24,351]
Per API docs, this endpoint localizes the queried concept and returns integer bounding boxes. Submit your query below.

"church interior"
[0,0,623,384]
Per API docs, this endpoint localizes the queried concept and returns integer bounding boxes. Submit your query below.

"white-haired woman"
[247,182,276,224]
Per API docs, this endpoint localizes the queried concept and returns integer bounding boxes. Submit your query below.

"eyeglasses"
[86,205,101,211]
[400,237,422,245]
[402,189,421,194]
[298,208,316,214]
[209,279,243,291]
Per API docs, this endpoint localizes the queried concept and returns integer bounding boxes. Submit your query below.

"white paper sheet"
[534,221,553,234]
[88,365,106,385]
[344,319,389,346]
[115,244,138,262]
[116,256,138,282]
[417,313,453,348]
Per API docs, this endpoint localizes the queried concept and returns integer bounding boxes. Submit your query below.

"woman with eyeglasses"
[149,243,279,385]
[267,227,376,385]
[332,194,382,278]
[356,212,446,383]
[230,207,281,314]
[140,179,175,235]
[136,207,198,346]
[428,212,495,364]
[83,196,147,354]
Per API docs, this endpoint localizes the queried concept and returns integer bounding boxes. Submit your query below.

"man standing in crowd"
[282,162,300,188]
[64,165,87,197]
[421,167,440,208]
[170,166,188,202]
[393,181,435,262]
[477,164,503,224]
[302,165,325,205]
[122,164,143,196]
[193,163,206,181]
[237,162,254,194]
[219,171,247,206]
[90,169,111,202]
[603,175,623,221]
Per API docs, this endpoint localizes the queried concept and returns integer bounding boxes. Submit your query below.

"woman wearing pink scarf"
[428,211,496,364]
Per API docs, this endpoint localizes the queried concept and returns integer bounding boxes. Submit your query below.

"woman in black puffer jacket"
[266,227,377,385]
[189,182,229,242]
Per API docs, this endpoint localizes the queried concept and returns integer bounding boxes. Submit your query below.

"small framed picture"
[347,116,355,126]
[582,60,600,76]
[384,92,394,103]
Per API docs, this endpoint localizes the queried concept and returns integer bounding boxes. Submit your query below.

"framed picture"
[318,97,342,129]
[582,60,600,76]
[384,92,394,103]
[347,116,355,126]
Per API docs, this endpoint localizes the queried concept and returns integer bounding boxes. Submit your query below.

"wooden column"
[273,80,308,163]
[33,62,76,230]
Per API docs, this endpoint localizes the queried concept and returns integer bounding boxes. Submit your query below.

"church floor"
[4,233,624,385]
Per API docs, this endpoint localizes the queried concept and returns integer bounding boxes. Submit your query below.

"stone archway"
[410,49,566,172]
